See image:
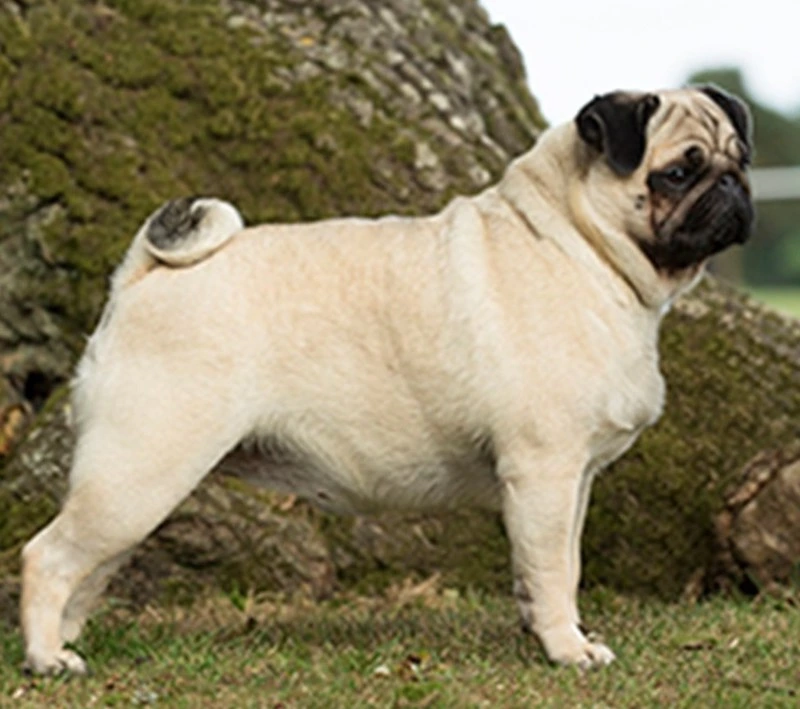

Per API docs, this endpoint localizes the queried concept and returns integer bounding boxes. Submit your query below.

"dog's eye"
[648,164,694,193]
[664,165,689,184]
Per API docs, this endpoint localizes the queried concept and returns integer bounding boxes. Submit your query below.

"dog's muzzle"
[696,173,754,245]
[643,173,754,272]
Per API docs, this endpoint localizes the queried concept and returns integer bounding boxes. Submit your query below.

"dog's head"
[575,86,754,276]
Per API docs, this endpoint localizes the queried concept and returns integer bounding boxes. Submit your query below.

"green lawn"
[748,287,800,318]
[2,585,798,707]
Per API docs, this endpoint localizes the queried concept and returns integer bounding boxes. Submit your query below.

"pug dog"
[20,86,753,674]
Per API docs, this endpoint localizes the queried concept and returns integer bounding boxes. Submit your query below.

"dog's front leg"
[569,468,597,630]
[498,449,615,669]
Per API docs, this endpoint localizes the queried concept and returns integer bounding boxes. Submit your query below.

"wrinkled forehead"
[645,90,745,165]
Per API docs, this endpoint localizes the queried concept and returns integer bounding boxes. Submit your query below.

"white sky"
[482,0,800,125]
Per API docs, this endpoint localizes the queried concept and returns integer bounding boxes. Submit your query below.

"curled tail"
[112,197,244,292]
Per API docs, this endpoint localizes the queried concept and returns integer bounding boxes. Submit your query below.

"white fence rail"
[751,167,800,202]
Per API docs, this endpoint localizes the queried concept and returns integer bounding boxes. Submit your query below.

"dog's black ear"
[698,84,752,160]
[576,92,661,176]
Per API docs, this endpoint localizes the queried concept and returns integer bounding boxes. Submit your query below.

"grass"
[1,582,798,707]
[747,287,800,318]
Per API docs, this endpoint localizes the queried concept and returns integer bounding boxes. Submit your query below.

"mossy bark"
[0,0,542,432]
[584,282,800,598]
[1,0,798,616]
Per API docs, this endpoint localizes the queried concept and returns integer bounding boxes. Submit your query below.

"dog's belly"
[217,434,502,516]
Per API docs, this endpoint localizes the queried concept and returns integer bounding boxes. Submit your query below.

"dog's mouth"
[640,173,754,273]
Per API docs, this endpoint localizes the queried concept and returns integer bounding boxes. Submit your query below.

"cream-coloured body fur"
[86,181,664,516]
[22,88,749,675]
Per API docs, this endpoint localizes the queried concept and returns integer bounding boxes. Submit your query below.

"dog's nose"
[718,173,739,191]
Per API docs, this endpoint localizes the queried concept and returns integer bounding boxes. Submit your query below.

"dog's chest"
[588,345,665,469]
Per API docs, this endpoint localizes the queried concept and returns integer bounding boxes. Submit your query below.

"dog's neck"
[498,123,700,314]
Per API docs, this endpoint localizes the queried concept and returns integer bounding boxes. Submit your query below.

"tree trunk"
[1,0,797,616]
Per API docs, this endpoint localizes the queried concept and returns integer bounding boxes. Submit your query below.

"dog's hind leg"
[21,377,248,675]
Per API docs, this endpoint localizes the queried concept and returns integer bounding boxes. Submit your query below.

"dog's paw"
[570,640,616,670]
[24,648,88,676]
[539,624,616,670]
